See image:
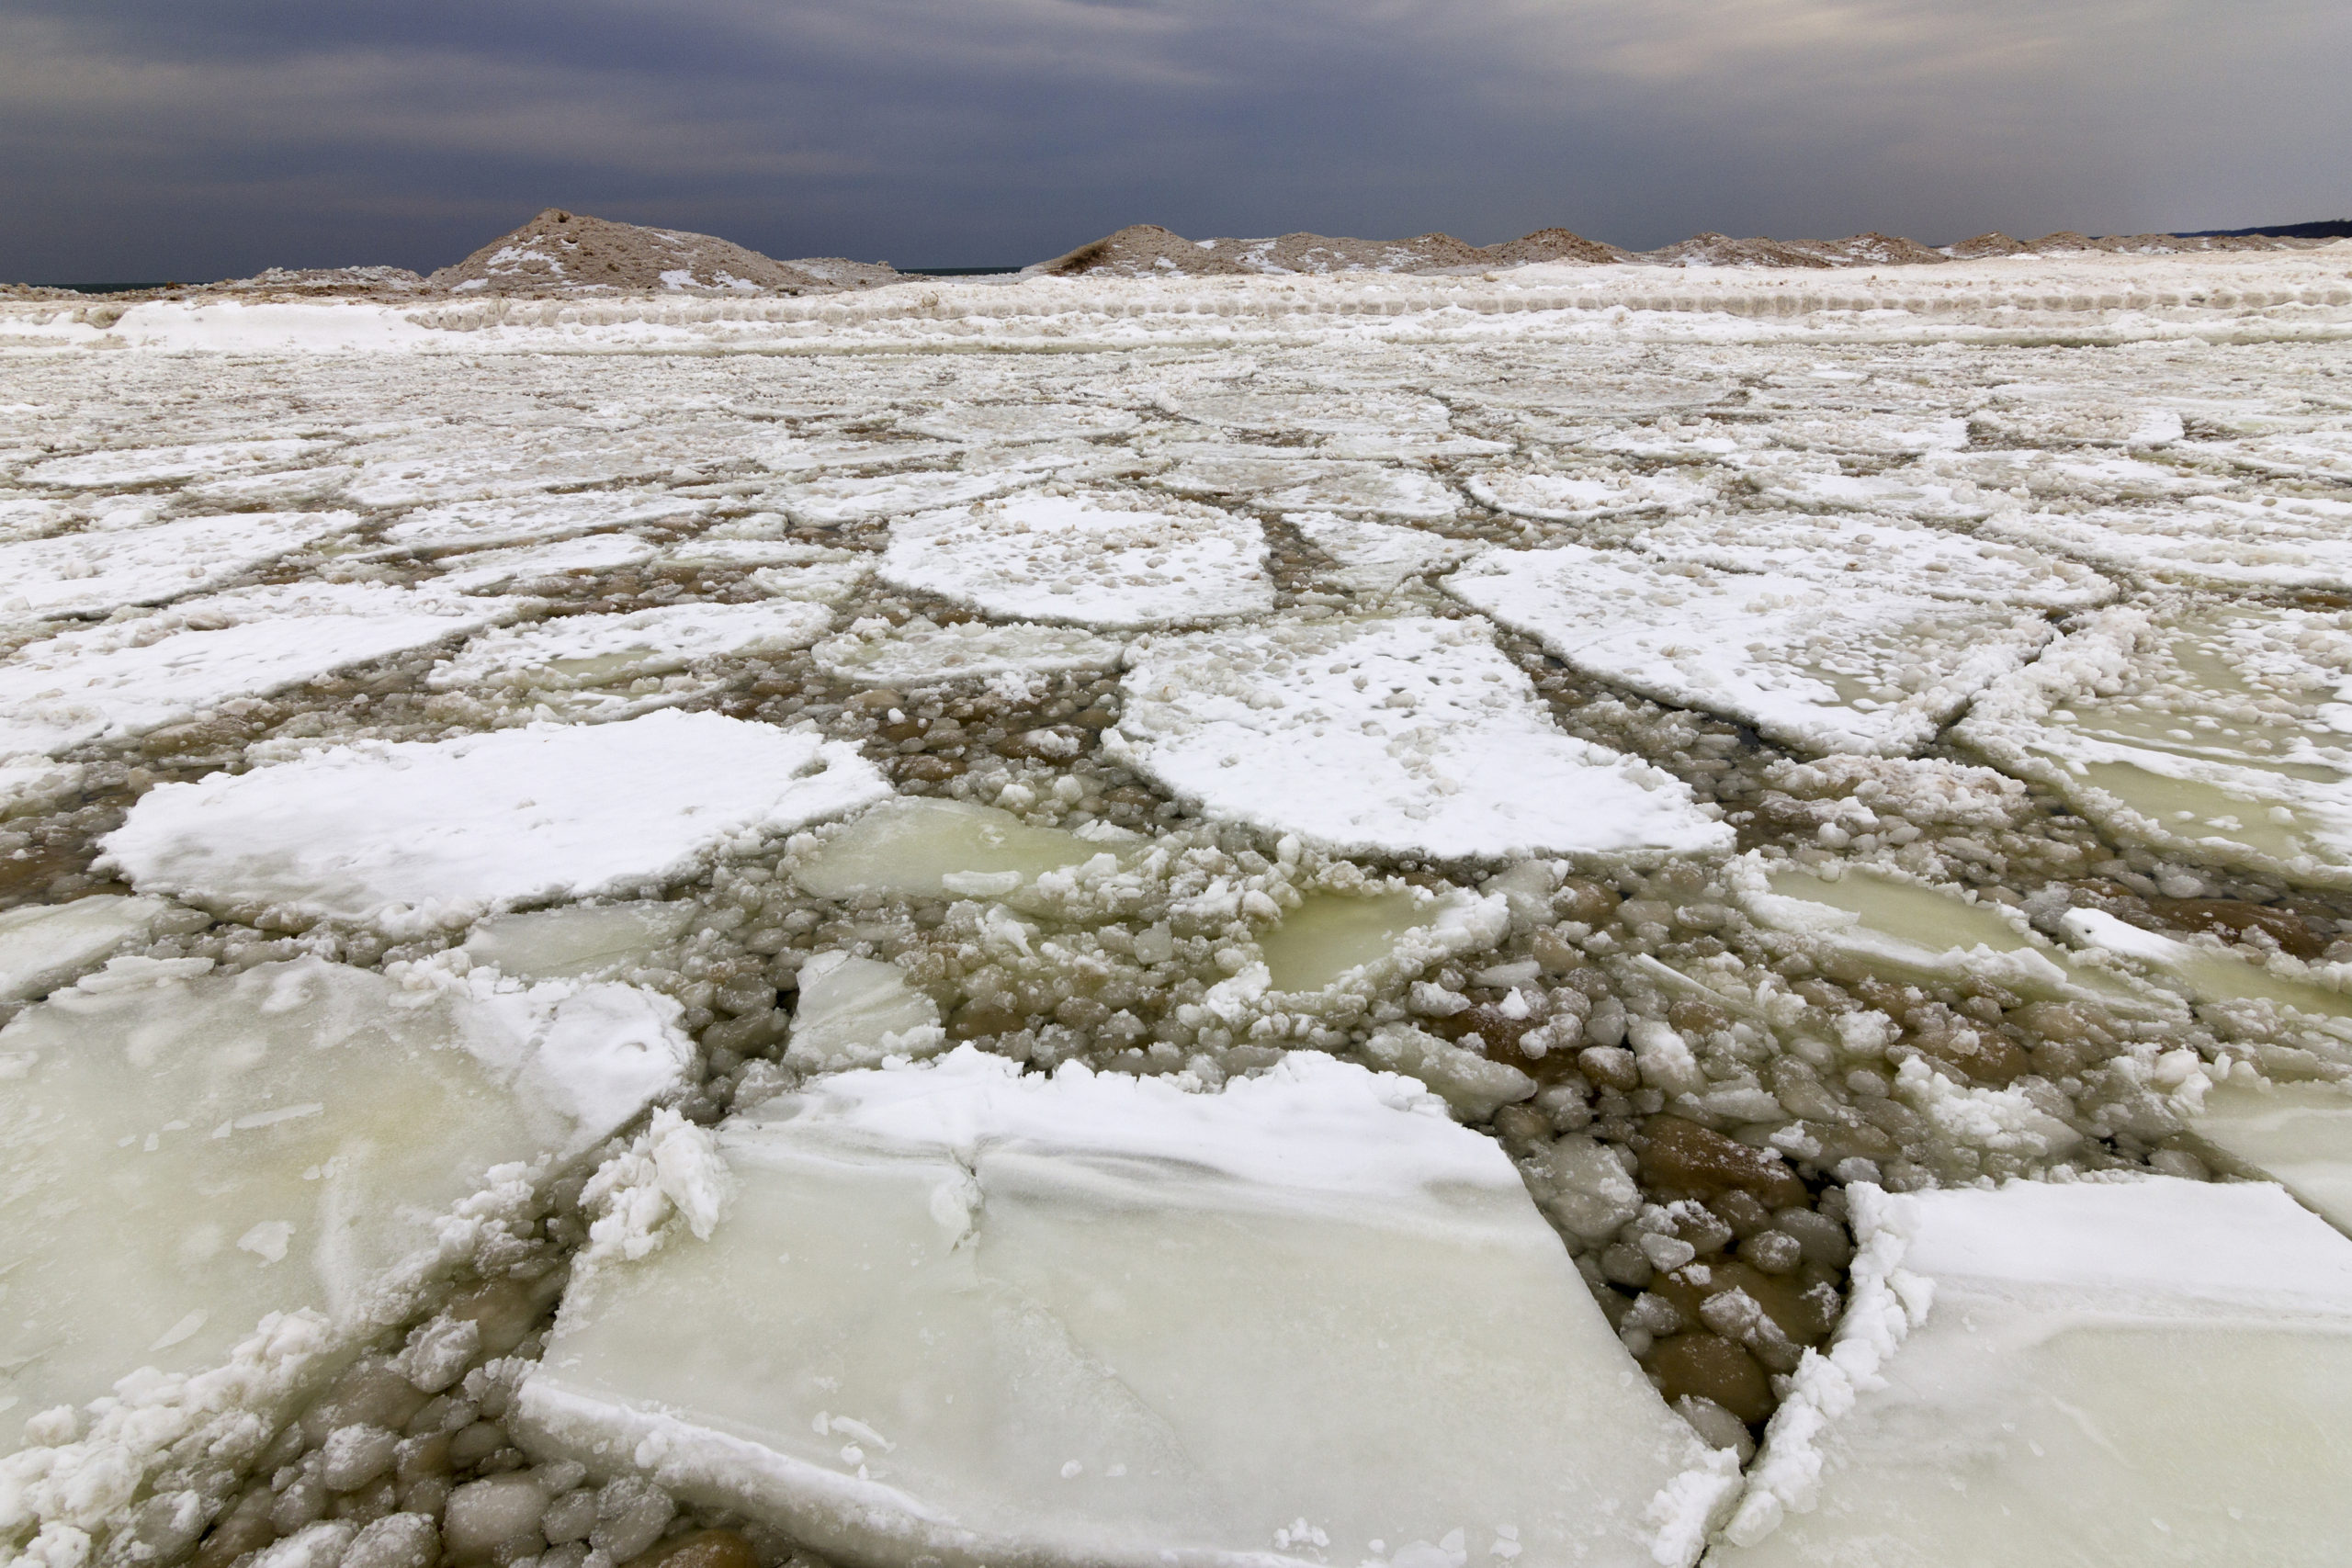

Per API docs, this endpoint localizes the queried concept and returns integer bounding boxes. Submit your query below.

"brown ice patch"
[424,208,899,297]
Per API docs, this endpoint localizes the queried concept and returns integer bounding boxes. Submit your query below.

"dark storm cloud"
[3,0,2346,281]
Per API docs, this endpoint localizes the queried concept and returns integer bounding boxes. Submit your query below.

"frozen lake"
[4,247,2351,1568]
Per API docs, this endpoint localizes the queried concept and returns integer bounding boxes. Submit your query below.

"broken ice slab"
[1711,1178,2352,1567]
[100,710,889,931]
[783,468,1024,528]
[515,1047,1731,1568]
[1110,613,1731,861]
[424,600,832,721]
[0,955,691,1459]
[0,895,173,1004]
[1254,886,1508,1005]
[1980,494,2352,594]
[0,513,360,627]
[20,438,340,491]
[1447,543,2054,758]
[1958,602,2352,887]
[781,951,945,1072]
[811,615,1125,691]
[2057,907,2352,1049]
[0,583,516,761]
[1287,513,1482,594]
[789,796,1133,917]
[1628,511,2111,609]
[2187,1081,2352,1234]
[460,902,695,982]
[1256,464,1459,522]
[897,403,1142,443]
[378,489,709,550]
[1738,861,2171,1016]
[879,493,1273,629]
[430,532,659,592]
[1464,468,1713,523]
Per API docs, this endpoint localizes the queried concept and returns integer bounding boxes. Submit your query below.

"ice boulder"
[99,710,889,931]
[0,955,690,1509]
[1109,614,1731,861]
[1713,1178,2352,1566]
[515,1048,1734,1568]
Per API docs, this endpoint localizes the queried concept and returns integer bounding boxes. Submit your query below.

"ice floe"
[0,513,359,627]
[100,711,889,930]
[424,600,832,720]
[2188,1081,2352,1234]
[1108,614,1730,859]
[790,795,1126,915]
[1467,468,1714,523]
[1716,1179,2352,1564]
[1449,544,2054,756]
[0,894,175,1004]
[0,583,514,760]
[382,490,708,552]
[429,533,659,592]
[879,493,1272,628]
[1289,513,1484,593]
[460,902,696,983]
[812,615,1125,689]
[515,1048,1732,1568]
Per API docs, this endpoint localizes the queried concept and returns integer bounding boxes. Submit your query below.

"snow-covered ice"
[1448,544,2054,756]
[812,615,1125,689]
[1109,614,1731,860]
[428,532,659,592]
[1713,1179,2352,1566]
[879,494,1273,628]
[515,1048,1731,1568]
[424,600,832,721]
[0,513,358,627]
[0,955,690,1476]
[100,711,889,929]
[1289,513,1483,593]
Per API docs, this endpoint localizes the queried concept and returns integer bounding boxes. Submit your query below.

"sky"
[2,0,2346,282]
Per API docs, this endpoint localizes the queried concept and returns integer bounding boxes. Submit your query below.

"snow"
[1714,1178,2352,1565]
[0,513,359,628]
[515,1047,1729,1568]
[99,711,890,931]
[0,583,515,761]
[0,954,690,1477]
[1110,614,1730,860]
[21,439,339,490]
[424,600,833,721]
[1447,543,2056,757]
[879,494,1273,628]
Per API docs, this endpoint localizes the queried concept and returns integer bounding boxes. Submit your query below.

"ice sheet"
[429,533,659,592]
[516,1048,1730,1568]
[1289,513,1483,593]
[0,895,173,1004]
[0,513,359,627]
[2188,1082,2352,1235]
[1108,614,1730,860]
[100,711,889,930]
[1714,1179,2352,1566]
[382,490,708,551]
[880,494,1272,629]
[424,600,831,720]
[1448,543,2053,757]
[812,615,1125,689]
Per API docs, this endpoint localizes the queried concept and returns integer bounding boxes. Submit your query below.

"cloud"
[2,0,2346,280]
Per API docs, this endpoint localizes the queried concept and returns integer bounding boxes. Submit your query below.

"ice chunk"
[812,615,1125,689]
[514,1048,1728,1568]
[0,584,514,761]
[429,533,658,592]
[381,490,707,551]
[2058,907,2352,1044]
[1287,513,1482,593]
[21,439,338,490]
[425,600,831,721]
[1959,602,2352,886]
[1448,543,2054,757]
[783,468,1026,528]
[1982,495,2352,593]
[1362,1021,1536,1120]
[1256,886,1509,1003]
[101,711,889,931]
[781,951,945,1071]
[1630,511,2110,609]
[0,896,173,1004]
[0,513,359,626]
[1466,468,1713,522]
[790,796,1125,916]
[0,955,691,1461]
[0,761,84,820]
[1715,1179,2352,1565]
[879,494,1272,629]
[899,404,1141,443]
[1109,614,1731,860]
[2188,1082,2352,1234]
[1258,464,1459,521]
[461,902,695,982]
[743,558,873,604]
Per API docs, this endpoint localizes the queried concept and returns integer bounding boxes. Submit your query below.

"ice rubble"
[1958,601,2352,886]
[879,495,1272,629]
[0,513,359,627]
[1713,1179,2352,1565]
[2188,1082,2352,1234]
[1109,614,1731,860]
[515,1048,1732,1568]
[99,712,889,930]
[812,615,1125,689]
[381,491,709,552]
[0,955,691,1526]
[1466,470,1713,523]
[0,584,515,761]
[1448,544,2057,757]
[424,601,833,721]
[2056,907,2352,1052]
[429,534,659,593]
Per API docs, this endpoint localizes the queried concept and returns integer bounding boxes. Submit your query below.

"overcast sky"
[3,0,2345,281]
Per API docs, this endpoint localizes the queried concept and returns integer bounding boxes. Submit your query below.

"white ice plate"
[516,1047,1732,1568]
[382,490,707,551]
[0,955,691,1464]
[430,533,659,592]
[1714,1178,2352,1566]
[813,615,1125,690]
[1289,513,1483,593]
[0,513,359,627]
[425,600,831,721]
[0,896,173,1005]
[1109,614,1729,860]
[100,711,888,931]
